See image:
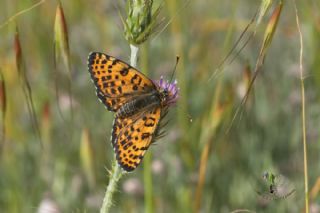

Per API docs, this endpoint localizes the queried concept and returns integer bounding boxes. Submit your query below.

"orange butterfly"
[87,52,178,172]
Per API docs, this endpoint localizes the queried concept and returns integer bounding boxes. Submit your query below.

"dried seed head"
[54,1,70,72]
[80,128,96,188]
[14,27,23,74]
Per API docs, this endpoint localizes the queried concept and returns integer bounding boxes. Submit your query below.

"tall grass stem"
[140,44,154,213]
[294,1,309,212]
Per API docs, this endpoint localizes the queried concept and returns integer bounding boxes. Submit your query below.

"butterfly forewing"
[112,107,162,171]
[88,52,156,111]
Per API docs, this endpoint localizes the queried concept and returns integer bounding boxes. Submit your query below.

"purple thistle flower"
[154,76,179,106]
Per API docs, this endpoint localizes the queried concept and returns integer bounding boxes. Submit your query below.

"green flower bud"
[123,0,161,45]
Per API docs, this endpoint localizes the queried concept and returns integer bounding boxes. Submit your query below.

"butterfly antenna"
[168,55,180,86]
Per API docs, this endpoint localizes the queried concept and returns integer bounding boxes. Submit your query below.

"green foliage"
[0,0,319,212]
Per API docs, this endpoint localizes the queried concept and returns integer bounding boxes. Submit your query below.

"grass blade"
[14,26,42,147]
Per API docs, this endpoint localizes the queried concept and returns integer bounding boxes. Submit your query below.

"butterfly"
[87,52,178,172]
[256,172,295,200]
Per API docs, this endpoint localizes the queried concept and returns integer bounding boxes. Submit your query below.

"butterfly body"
[88,52,178,172]
[117,90,166,119]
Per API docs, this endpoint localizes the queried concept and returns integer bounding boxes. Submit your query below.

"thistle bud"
[123,0,161,45]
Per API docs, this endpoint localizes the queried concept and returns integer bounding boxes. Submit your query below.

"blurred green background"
[0,0,319,212]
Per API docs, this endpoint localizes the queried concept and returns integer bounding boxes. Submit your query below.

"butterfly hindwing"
[112,107,162,171]
[88,52,156,111]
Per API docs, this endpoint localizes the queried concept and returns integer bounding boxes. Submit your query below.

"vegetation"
[0,0,319,212]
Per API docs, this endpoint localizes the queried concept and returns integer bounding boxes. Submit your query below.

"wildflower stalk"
[100,160,123,213]
[130,44,139,67]
[294,2,309,212]
[140,44,153,213]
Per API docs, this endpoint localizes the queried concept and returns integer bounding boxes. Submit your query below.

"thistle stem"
[100,160,123,213]
[130,44,139,68]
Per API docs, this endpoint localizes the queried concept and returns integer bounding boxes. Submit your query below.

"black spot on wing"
[120,68,129,76]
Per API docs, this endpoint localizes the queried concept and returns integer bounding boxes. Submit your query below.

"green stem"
[144,153,153,213]
[294,3,309,213]
[100,160,123,213]
[140,44,153,213]
[130,44,139,68]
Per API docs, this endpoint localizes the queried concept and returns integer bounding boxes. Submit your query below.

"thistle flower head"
[123,0,162,45]
[155,76,179,106]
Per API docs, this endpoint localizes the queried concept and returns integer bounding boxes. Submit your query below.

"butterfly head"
[156,76,179,107]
